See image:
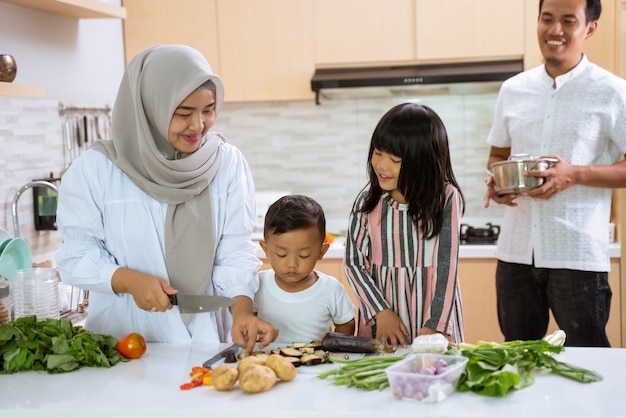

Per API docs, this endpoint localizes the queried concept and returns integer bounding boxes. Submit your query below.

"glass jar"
[13,268,60,320]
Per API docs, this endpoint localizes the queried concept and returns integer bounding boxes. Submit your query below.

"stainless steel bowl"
[490,155,558,195]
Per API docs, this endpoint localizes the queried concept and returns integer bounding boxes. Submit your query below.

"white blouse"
[56,142,261,342]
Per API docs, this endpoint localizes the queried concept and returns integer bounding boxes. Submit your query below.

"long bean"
[318,354,408,391]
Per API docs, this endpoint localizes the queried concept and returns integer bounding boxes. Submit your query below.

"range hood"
[310,59,523,104]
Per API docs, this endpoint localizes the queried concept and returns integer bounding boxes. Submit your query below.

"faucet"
[11,180,59,238]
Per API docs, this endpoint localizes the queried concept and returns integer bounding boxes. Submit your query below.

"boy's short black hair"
[263,194,326,241]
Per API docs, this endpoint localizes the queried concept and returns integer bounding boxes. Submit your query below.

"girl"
[344,102,465,349]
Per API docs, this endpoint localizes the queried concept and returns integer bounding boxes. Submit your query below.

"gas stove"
[460,223,500,245]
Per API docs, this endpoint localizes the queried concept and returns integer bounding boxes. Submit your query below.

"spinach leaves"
[0,315,128,374]
[446,339,603,397]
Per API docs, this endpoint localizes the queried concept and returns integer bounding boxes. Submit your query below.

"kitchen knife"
[168,294,235,314]
[202,343,240,369]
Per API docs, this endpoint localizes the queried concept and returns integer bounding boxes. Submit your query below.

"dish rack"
[59,285,89,324]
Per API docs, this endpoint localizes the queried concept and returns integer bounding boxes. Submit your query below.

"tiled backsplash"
[0,81,505,259]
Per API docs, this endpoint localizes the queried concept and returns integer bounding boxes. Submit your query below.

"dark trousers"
[495,260,611,347]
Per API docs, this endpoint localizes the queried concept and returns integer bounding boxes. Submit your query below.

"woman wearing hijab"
[56,44,278,353]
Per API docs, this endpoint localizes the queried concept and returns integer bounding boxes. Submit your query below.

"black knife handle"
[168,295,178,305]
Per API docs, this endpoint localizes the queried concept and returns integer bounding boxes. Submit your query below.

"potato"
[239,365,277,393]
[211,364,239,391]
[237,355,266,375]
[265,354,297,382]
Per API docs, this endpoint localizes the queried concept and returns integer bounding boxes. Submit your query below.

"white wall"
[0,0,125,105]
[0,0,125,262]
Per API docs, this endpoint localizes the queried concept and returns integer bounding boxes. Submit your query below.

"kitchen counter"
[261,239,622,259]
[1,343,624,418]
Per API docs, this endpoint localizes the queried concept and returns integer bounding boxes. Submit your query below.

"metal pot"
[489,154,558,195]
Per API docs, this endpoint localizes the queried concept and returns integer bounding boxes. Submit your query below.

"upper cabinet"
[121,0,622,102]
[123,0,316,102]
[0,0,126,19]
[314,0,524,67]
[122,0,219,72]
[415,0,524,62]
[215,0,315,102]
[313,0,416,66]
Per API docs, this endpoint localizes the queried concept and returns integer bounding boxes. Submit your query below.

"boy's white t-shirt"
[254,269,357,344]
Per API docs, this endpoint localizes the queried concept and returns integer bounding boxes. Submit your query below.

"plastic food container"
[385,353,468,403]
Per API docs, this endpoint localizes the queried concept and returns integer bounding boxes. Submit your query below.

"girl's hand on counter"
[374,309,409,350]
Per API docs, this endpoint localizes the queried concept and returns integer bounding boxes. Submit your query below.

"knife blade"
[202,343,240,369]
[168,294,235,314]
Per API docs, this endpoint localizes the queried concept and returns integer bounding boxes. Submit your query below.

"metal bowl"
[490,155,558,195]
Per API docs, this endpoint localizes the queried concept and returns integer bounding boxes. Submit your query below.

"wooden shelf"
[0,0,126,19]
[0,82,46,97]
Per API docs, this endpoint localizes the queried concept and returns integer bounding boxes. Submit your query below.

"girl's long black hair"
[358,103,465,239]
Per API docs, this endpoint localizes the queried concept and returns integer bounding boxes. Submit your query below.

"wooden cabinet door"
[313,0,416,66]
[216,0,315,102]
[122,0,220,72]
[459,258,622,347]
[416,0,524,62]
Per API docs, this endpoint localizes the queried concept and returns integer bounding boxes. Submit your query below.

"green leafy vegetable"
[317,354,408,391]
[0,315,128,374]
[446,338,603,397]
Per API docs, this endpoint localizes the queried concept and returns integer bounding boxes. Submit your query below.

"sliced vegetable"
[180,366,212,390]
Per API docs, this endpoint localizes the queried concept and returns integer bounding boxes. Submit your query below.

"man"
[483,0,626,347]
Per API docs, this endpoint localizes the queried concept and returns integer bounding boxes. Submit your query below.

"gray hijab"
[91,44,225,297]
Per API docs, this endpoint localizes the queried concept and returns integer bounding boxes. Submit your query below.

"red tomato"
[116,332,147,359]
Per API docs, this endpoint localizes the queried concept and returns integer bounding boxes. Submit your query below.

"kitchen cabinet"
[458,258,623,347]
[215,0,315,102]
[0,0,126,19]
[313,0,524,67]
[122,0,316,102]
[415,0,524,62]
[313,0,416,66]
[122,0,219,72]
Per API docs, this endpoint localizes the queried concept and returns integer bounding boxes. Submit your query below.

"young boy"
[256,195,356,344]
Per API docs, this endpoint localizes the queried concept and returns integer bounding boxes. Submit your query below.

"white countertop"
[1,343,624,418]
[257,239,622,260]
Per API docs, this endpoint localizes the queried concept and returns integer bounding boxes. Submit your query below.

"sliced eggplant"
[300,354,324,366]
[283,356,302,367]
[279,347,303,357]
